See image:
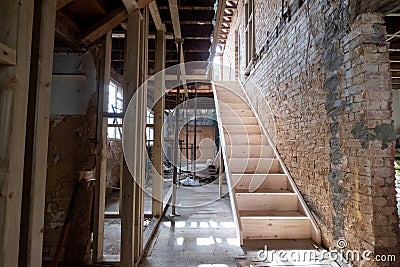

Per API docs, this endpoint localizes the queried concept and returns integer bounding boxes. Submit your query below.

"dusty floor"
[103,180,346,266]
[139,180,243,267]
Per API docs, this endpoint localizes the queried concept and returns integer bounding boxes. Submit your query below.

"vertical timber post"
[121,8,142,267]
[93,32,112,263]
[19,0,57,266]
[0,0,34,266]
[152,29,166,217]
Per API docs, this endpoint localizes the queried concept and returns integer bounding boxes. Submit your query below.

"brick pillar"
[345,13,400,264]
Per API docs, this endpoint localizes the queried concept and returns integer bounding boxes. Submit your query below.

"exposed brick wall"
[224,0,400,264]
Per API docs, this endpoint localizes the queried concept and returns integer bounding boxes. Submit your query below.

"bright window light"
[175,221,186,228]
[199,222,210,228]
[196,237,215,246]
[176,237,184,246]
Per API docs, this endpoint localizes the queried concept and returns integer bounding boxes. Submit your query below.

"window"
[108,81,123,139]
[245,0,255,69]
[146,109,154,147]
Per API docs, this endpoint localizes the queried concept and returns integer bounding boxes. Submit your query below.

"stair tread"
[236,192,297,196]
[235,188,292,193]
[240,210,307,217]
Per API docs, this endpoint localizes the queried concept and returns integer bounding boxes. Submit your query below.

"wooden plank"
[81,5,128,46]
[134,8,148,262]
[228,158,282,174]
[223,125,261,134]
[236,193,298,211]
[0,0,35,266]
[122,0,138,13]
[0,42,16,65]
[18,0,57,266]
[210,0,226,59]
[137,0,154,8]
[221,116,258,125]
[241,217,311,239]
[152,29,166,217]
[93,32,112,263]
[224,133,268,146]
[239,210,305,217]
[217,96,248,104]
[149,1,166,32]
[231,174,288,191]
[167,0,181,39]
[56,0,73,10]
[121,9,141,267]
[226,144,273,158]
[55,12,81,50]
[219,109,254,117]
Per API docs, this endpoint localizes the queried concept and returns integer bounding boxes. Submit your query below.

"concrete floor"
[103,180,346,266]
[139,181,243,267]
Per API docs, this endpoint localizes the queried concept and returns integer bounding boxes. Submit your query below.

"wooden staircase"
[212,81,321,245]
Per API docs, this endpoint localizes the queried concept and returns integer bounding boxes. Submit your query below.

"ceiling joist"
[57,0,73,10]
[149,1,166,32]
[81,5,128,46]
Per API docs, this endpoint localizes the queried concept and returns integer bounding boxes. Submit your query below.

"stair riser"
[221,117,258,125]
[226,145,274,158]
[236,193,298,211]
[225,135,268,146]
[241,218,311,239]
[223,125,261,135]
[228,159,282,174]
[231,174,288,191]
[217,97,248,104]
[219,109,255,117]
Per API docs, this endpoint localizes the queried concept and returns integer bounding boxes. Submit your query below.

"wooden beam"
[0,0,35,266]
[168,0,181,39]
[92,32,112,263]
[0,42,16,65]
[121,9,142,267]
[137,0,154,8]
[210,0,226,60]
[149,1,166,32]
[56,0,73,10]
[81,5,128,46]
[152,29,166,217]
[121,0,138,13]
[134,7,148,262]
[55,12,81,50]
[18,0,57,266]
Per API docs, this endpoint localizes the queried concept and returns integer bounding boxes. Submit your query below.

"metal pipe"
[193,82,197,179]
[171,41,181,216]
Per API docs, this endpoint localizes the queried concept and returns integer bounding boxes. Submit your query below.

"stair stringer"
[211,82,243,243]
[236,80,322,245]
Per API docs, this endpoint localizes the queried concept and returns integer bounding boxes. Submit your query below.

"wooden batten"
[0,0,35,266]
[93,32,112,263]
[152,29,166,217]
[81,6,128,46]
[121,9,143,267]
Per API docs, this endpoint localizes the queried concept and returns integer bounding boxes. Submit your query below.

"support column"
[133,7,148,261]
[121,9,143,267]
[152,29,166,217]
[0,0,35,266]
[93,32,112,263]
[18,0,57,266]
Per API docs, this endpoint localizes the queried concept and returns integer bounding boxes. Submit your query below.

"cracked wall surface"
[224,0,399,265]
[43,53,98,263]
